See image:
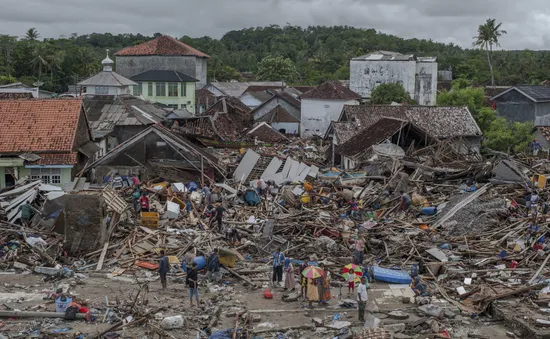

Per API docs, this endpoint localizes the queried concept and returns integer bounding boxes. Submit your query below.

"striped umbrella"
[301,266,324,279]
[342,263,363,281]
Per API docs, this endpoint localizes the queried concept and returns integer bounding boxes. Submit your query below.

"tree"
[256,55,299,83]
[370,83,412,104]
[484,118,533,152]
[25,28,40,41]
[473,18,507,86]
[29,44,50,81]
[0,75,17,85]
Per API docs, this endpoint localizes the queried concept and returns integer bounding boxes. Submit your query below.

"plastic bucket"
[194,256,207,270]
[55,297,72,313]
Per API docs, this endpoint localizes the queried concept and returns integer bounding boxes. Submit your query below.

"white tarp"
[372,143,405,158]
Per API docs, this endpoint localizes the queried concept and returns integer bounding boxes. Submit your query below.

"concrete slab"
[233,150,260,181]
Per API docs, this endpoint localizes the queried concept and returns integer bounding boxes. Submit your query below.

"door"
[4,167,16,187]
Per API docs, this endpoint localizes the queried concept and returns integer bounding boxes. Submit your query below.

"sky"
[0,0,549,50]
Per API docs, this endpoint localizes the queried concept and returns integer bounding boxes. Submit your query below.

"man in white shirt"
[357,276,368,322]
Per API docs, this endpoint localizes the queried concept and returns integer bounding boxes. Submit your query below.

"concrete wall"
[349,59,437,105]
[271,122,299,135]
[301,99,359,137]
[135,81,196,112]
[350,60,416,98]
[116,55,207,88]
[415,61,437,105]
[0,166,72,188]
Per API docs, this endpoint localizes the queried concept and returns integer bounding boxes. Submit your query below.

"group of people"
[157,247,222,307]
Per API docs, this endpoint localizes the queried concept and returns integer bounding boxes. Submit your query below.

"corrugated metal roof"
[78,71,136,87]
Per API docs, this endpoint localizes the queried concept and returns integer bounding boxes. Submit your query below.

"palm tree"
[25,28,40,41]
[473,18,507,87]
[47,50,65,82]
[29,44,50,81]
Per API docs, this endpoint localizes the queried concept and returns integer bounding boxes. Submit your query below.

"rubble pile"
[3,141,550,339]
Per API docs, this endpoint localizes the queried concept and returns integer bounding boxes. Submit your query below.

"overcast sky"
[0,0,548,50]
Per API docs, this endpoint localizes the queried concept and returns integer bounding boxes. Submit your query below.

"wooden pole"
[201,156,204,187]
[0,310,87,319]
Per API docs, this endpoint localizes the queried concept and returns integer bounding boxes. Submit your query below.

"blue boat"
[372,266,412,284]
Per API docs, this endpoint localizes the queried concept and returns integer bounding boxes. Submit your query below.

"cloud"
[0,0,548,49]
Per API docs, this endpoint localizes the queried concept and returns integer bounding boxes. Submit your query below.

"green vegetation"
[472,19,507,87]
[370,83,412,104]
[256,56,299,82]
[437,81,533,152]
[0,23,548,92]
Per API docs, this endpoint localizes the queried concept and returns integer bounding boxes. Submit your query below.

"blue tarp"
[244,190,260,206]
[372,266,412,284]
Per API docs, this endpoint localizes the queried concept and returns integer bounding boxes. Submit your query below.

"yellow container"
[532,174,547,188]
[219,248,237,268]
[300,194,311,203]
[141,211,159,229]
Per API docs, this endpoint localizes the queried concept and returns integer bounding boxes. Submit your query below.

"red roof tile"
[36,153,78,165]
[0,99,83,157]
[300,81,360,100]
[115,35,210,58]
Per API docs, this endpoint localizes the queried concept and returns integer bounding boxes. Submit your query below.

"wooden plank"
[96,242,110,271]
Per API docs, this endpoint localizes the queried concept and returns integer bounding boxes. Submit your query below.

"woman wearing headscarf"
[318,263,331,305]
[284,258,296,291]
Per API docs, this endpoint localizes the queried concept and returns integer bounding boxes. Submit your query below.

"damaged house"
[251,88,302,135]
[83,94,168,159]
[325,105,483,169]
[85,124,226,184]
[171,96,252,144]
[0,99,97,188]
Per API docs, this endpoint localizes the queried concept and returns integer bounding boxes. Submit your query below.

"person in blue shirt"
[206,249,221,283]
[272,247,285,287]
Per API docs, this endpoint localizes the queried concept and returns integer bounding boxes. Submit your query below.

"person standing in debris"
[530,139,543,156]
[131,187,141,213]
[300,261,309,300]
[352,236,366,265]
[272,247,285,287]
[18,202,36,226]
[357,276,369,322]
[140,192,150,212]
[202,185,212,205]
[186,262,200,307]
[531,191,540,217]
[257,178,267,196]
[349,198,359,219]
[206,248,221,283]
[111,172,123,190]
[347,270,356,296]
[211,203,225,232]
[283,258,295,291]
[318,263,331,305]
[400,190,412,213]
[182,246,195,272]
[158,250,170,291]
[307,277,319,309]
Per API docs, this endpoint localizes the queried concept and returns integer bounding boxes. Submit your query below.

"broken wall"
[350,59,416,98]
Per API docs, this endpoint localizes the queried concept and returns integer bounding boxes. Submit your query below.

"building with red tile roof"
[0,99,96,188]
[114,35,209,88]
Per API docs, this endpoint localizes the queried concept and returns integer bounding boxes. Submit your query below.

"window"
[156,82,166,96]
[168,83,178,97]
[133,83,143,96]
[182,83,186,97]
[148,82,153,96]
[167,104,178,109]
[182,104,187,109]
[30,168,61,184]
[95,86,108,95]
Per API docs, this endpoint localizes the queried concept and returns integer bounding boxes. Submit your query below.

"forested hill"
[1,25,549,92]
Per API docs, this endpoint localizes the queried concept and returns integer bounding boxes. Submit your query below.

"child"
[347,273,356,296]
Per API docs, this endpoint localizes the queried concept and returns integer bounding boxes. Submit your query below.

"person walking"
[318,263,331,305]
[307,277,319,309]
[357,276,369,322]
[299,261,309,300]
[272,247,285,287]
[206,249,221,283]
[186,262,200,307]
[283,258,295,291]
[347,271,356,296]
[353,236,365,265]
[158,250,169,291]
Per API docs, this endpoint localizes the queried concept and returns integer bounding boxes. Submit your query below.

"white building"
[78,51,136,96]
[0,82,53,98]
[349,51,437,106]
[300,81,360,137]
